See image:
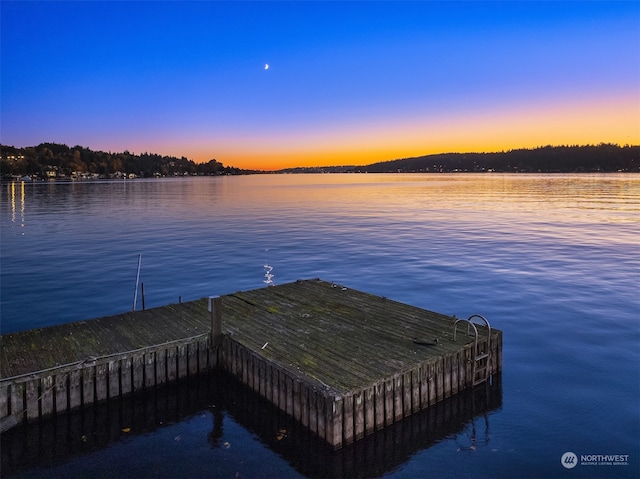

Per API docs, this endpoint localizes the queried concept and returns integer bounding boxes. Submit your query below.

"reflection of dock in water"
[226,371,503,478]
[1,371,503,478]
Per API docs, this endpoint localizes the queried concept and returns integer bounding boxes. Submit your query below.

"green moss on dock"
[2,280,500,394]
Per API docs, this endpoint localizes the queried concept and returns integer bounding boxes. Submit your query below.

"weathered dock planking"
[0,278,502,448]
[0,301,215,433]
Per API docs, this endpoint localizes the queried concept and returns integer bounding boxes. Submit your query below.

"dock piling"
[209,296,223,346]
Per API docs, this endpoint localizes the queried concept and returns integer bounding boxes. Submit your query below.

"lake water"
[1,174,639,478]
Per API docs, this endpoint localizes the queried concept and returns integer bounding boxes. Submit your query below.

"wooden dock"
[0,278,502,449]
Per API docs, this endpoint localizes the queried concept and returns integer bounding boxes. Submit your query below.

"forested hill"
[277,144,639,174]
[356,144,639,173]
[0,143,255,179]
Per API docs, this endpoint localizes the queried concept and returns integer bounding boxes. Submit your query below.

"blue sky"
[2,1,638,169]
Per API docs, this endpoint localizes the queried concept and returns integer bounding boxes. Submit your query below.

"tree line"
[2,142,638,179]
[278,144,639,174]
[0,143,254,179]
[354,144,639,173]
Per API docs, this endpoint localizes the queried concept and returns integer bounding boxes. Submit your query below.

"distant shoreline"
[2,143,638,179]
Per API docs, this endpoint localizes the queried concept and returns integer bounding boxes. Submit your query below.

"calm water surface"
[1,174,638,478]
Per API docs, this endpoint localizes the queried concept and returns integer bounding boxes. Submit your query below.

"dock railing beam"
[209,296,223,346]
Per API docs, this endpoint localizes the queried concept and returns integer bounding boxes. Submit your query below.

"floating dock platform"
[0,278,502,449]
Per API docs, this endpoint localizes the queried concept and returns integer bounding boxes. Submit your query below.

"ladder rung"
[475,353,489,361]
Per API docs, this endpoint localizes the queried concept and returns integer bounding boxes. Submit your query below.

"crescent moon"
[264,64,269,70]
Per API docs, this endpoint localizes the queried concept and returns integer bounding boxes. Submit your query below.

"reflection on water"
[2,174,638,334]
[1,371,502,479]
[7,181,25,229]
[1,174,638,477]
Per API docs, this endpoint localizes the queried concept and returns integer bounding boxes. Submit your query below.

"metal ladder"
[453,314,492,386]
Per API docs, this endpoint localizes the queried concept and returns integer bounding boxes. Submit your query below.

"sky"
[1,1,639,171]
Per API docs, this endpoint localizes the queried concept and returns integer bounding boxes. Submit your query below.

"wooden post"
[109,360,121,398]
[209,296,223,346]
[167,348,177,382]
[145,353,155,387]
[10,382,24,421]
[435,359,444,402]
[198,338,208,373]
[258,358,266,396]
[403,371,413,417]
[25,379,39,420]
[177,345,187,378]
[278,370,286,411]
[156,350,167,385]
[82,362,95,405]
[365,386,375,435]
[121,357,132,394]
[451,352,459,395]
[374,381,385,430]
[286,374,294,416]
[343,393,354,445]
[443,355,451,399]
[265,363,273,403]
[293,379,301,421]
[188,343,198,376]
[316,391,326,441]
[354,390,365,441]
[393,373,403,421]
[464,344,473,388]
[419,363,429,408]
[411,369,421,413]
[300,382,309,427]
[331,396,343,449]
[96,363,108,401]
[41,376,54,416]
[309,387,319,436]
[0,382,8,419]
[54,374,67,413]
[132,353,144,391]
[69,369,82,409]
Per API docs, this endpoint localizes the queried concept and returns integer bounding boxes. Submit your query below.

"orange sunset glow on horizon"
[2,2,638,171]
[174,91,639,171]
